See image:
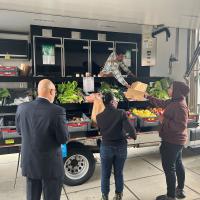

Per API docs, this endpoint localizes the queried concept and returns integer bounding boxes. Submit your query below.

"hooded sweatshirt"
[147,81,190,145]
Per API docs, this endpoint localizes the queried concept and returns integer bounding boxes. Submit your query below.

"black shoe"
[156,195,176,200]
[101,194,108,200]
[176,188,186,199]
[113,192,123,200]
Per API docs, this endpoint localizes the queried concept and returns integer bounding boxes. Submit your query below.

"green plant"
[57,81,83,104]
[0,88,10,100]
[99,82,124,101]
[147,78,173,100]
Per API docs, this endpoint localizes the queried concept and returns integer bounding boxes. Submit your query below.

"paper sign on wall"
[123,50,131,67]
[141,34,157,66]
[42,45,55,65]
[83,77,94,92]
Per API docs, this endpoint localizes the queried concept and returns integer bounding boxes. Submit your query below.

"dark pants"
[160,141,185,198]
[26,177,63,200]
[100,145,127,195]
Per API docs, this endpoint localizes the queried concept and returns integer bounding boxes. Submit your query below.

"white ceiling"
[0,0,200,33]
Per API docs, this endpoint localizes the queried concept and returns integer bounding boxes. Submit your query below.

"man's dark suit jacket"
[15,97,69,180]
[96,105,137,146]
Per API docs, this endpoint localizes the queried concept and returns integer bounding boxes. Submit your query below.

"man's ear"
[50,89,53,95]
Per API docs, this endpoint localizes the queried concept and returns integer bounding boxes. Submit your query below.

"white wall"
[150,28,188,81]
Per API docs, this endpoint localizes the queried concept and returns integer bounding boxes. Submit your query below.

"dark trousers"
[160,141,185,198]
[100,145,127,195]
[26,177,63,200]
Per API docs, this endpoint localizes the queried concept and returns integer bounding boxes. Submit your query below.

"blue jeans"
[160,141,185,198]
[100,145,127,195]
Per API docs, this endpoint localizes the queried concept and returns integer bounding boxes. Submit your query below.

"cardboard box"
[131,81,148,91]
[125,81,148,101]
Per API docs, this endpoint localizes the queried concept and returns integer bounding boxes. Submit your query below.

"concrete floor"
[0,146,200,200]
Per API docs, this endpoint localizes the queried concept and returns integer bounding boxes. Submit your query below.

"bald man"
[15,79,69,200]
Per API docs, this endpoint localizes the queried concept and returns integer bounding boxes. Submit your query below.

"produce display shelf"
[1,75,198,156]
[0,76,164,83]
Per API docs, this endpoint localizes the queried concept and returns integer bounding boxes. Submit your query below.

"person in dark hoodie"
[145,81,190,200]
[96,92,137,200]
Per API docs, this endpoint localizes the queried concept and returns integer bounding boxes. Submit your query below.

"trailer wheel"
[63,147,95,186]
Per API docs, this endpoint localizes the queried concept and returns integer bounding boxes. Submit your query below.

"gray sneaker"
[156,195,176,200]
[113,192,123,200]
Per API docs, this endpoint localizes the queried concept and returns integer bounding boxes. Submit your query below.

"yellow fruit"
[131,108,157,118]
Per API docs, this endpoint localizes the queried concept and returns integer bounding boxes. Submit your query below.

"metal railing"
[185,41,200,78]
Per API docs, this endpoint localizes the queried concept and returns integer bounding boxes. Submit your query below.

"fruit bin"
[138,117,160,127]
[66,113,91,132]
[0,66,18,72]
[0,128,20,139]
[130,108,160,127]
[0,71,18,76]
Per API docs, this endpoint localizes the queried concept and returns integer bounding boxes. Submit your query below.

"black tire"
[63,147,96,186]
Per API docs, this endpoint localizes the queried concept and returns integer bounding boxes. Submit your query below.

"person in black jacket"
[15,79,69,200]
[96,92,137,200]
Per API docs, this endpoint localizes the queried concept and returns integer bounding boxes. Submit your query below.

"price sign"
[83,77,94,92]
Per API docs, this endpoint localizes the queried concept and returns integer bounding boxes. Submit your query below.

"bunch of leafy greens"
[99,82,124,101]
[0,88,10,100]
[147,78,173,100]
[57,81,83,104]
